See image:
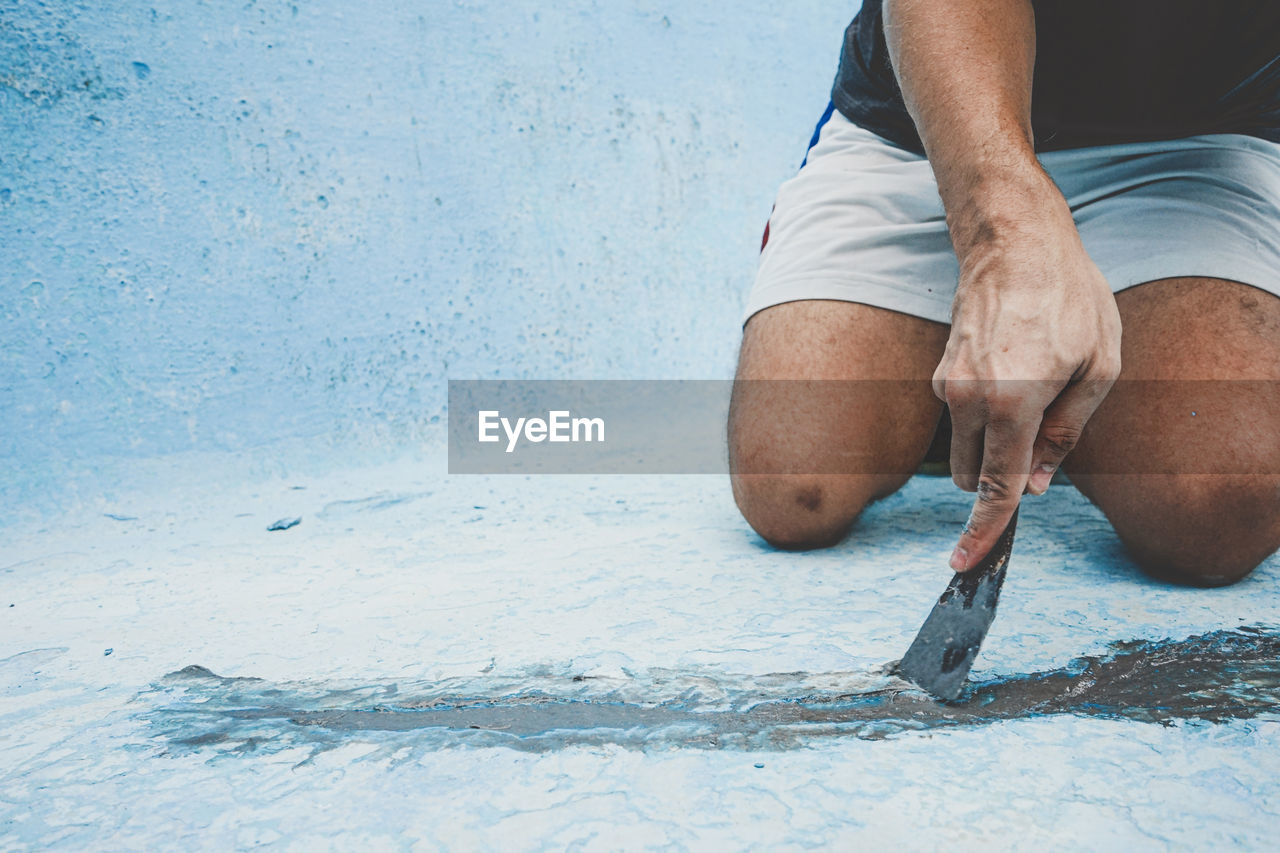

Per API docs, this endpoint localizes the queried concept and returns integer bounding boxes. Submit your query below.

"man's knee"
[731,473,892,551]
[1105,476,1280,587]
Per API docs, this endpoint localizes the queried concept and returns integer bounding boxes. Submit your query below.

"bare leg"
[1065,278,1280,586]
[729,300,949,549]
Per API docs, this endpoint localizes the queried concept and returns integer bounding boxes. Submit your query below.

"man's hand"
[935,174,1121,570]
[883,0,1122,569]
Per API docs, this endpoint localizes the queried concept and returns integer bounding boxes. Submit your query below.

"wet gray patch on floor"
[143,627,1280,756]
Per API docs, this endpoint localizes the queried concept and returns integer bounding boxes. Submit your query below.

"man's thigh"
[729,299,948,548]
[1065,277,1280,583]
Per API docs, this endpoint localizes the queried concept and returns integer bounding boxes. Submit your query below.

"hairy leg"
[729,300,949,549]
[1065,278,1280,586]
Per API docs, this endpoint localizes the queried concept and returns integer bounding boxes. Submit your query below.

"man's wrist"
[940,160,1073,259]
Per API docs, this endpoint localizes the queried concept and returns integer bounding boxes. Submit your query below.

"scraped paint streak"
[144,627,1280,756]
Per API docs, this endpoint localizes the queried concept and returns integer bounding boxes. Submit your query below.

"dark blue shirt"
[832,0,1280,153]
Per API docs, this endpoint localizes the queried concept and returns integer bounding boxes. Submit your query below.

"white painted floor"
[3,443,1279,849]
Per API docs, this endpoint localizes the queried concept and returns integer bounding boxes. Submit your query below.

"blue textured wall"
[1,1,854,511]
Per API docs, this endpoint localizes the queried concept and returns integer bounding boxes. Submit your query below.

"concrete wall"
[2,1,857,512]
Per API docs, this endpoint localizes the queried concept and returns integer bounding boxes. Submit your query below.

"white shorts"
[745,105,1280,325]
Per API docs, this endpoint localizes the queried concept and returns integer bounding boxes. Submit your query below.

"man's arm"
[883,0,1123,570]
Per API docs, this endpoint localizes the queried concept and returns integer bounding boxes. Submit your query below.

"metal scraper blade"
[898,508,1019,702]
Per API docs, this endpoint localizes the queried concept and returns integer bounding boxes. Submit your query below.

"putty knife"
[898,508,1019,702]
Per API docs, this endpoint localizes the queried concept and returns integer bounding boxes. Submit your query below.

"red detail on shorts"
[761,219,771,252]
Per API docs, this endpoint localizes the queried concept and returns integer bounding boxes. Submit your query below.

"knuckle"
[1038,424,1081,457]
[962,379,1018,417]
[944,383,979,409]
[975,475,1015,504]
[984,395,1021,422]
[1096,360,1122,382]
[1091,347,1123,381]
[984,386,1038,421]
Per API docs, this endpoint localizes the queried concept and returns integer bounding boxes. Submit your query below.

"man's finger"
[944,381,984,492]
[1027,378,1115,494]
[950,418,1036,571]
[948,404,984,492]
